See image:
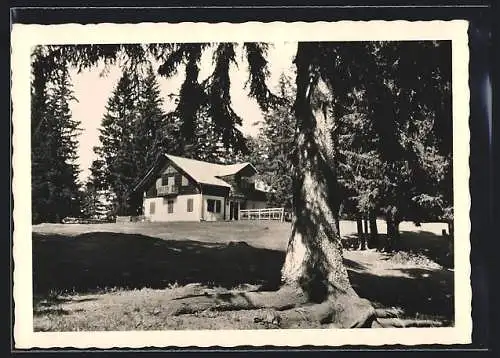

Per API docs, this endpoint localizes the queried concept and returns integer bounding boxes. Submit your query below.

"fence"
[239,207,285,222]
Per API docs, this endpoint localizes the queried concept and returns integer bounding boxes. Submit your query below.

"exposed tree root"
[168,285,442,328]
[271,295,377,328]
[376,318,444,328]
[171,286,308,316]
[169,285,388,328]
[166,285,441,328]
[374,307,404,318]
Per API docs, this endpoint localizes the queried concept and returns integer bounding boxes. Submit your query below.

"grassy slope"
[32,220,453,331]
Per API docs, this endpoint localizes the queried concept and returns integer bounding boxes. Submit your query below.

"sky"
[69,43,296,183]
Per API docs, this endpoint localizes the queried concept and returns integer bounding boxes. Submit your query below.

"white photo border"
[11,20,471,348]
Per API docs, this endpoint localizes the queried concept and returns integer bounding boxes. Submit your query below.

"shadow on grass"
[343,258,369,271]
[342,230,453,268]
[33,231,453,323]
[396,230,454,268]
[347,266,454,323]
[33,232,285,295]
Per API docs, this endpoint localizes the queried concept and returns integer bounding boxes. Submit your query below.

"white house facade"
[134,154,268,222]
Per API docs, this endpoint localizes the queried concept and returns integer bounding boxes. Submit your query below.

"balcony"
[156,185,179,196]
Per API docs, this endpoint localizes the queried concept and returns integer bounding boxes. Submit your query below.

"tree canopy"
[30,40,453,328]
[31,56,82,223]
[91,66,169,216]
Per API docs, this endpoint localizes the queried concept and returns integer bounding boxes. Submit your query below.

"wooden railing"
[239,207,285,222]
[157,185,179,196]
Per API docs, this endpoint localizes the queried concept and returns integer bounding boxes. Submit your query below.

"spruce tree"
[94,67,169,215]
[192,108,231,163]
[134,65,168,174]
[80,181,100,219]
[35,42,454,327]
[94,71,139,215]
[253,73,296,209]
[31,59,82,223]
[81,159,116,219]
[333,41,452,250]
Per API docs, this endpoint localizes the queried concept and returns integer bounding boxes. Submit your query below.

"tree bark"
[394,220,401,247]
[386,219,401,252]
[447,220,454,237]
[157,43,379,329]
[335,213,341,237]
[360,216,369,250]
[356,217,363,235]
[369,211,379,249]
[386,219,395,251]
[356,215,363,250]
[279,43,375,326]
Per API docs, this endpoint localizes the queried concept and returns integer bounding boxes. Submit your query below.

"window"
[187,198,193,212]
[207,199,215,213]
[149,201,155,214]
[161,174,175,186]
[207,199,221,213]
[241,176,253,189]
[167,199,174,214]
[181,176,189,186]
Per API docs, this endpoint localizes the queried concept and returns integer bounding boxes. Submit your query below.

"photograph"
[12,20,472,348]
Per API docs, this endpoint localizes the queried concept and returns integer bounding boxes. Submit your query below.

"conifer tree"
[35,42,453,328]
[253,73,296,209]
[80,181,101,219]
[133,65,168,174]
[31,56,82,223]
[81,159,116,219]
[94,67,170,215]
[94,71,139,215]
[333,41,452,250]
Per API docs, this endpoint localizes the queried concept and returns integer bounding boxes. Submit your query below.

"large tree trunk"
[165,43,392,329]
[279,43,375,326]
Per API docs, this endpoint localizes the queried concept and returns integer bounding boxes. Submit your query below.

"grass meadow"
[32,220,454,331]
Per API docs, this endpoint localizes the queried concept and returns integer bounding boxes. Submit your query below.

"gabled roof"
[216,162,254,177]
[166,154,232,188]
[133,153,257,192]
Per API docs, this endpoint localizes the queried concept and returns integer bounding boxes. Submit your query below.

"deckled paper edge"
[11,20,471,349]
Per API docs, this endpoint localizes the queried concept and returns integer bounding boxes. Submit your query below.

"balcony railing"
[157,185,179,196]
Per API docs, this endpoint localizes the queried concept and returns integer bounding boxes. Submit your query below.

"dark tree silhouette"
[250,73,296,209]
[93,66,170,215]
[30,41,451,327]
[31,53,82,223]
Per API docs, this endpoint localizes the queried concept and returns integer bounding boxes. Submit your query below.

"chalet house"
[133,154,268,222]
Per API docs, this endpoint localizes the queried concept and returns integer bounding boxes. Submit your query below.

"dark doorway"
[229,201,239,220]
[234,202,239,220]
